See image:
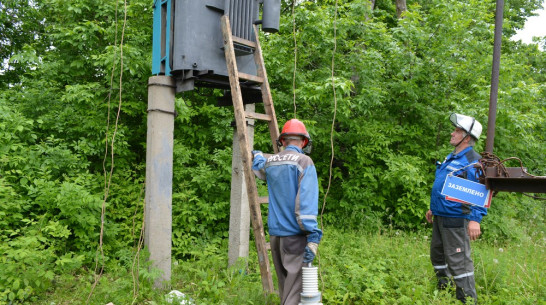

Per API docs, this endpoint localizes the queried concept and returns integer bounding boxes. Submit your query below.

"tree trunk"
[396,0,407,18]
[351,0,375,96]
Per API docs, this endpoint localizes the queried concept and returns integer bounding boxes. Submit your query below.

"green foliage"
[34,229,545,304]
[0,0,151,298]
[0,104,100,302]
[0,0,545,302]
[170,93,235,259]
[169,240,279,304]
[260,0,545,230]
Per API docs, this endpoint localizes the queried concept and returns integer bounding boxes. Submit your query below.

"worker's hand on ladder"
[251,150,263,159]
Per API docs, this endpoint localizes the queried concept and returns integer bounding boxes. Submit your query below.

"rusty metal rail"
[479,153,546,194]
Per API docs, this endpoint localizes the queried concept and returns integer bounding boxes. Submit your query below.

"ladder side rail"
[221,15,275,294]
[252,24,280,153]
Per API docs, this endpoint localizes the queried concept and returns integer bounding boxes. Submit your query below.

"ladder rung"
[232,36,257,49]
[238,72,264,84]
[245,111,272,122]
[257,196,269,204]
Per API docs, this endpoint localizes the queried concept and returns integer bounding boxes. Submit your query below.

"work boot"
[456,287,477,304]
[437,277,454,290]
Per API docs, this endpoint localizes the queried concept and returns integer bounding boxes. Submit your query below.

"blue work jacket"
[430,146,488,223]
[252,145,322,244]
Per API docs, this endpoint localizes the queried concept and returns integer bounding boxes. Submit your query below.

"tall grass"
[38,225,544,305]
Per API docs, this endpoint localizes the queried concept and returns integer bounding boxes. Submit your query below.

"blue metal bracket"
[152,0,172,76]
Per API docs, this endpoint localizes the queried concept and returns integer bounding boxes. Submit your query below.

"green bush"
[1,0,544,302]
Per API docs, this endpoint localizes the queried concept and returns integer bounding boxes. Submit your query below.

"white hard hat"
[449,113,482,139]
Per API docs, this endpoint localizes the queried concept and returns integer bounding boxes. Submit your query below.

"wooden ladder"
[221,15,280,293]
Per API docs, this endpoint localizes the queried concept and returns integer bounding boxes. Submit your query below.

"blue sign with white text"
[441,175,491,208]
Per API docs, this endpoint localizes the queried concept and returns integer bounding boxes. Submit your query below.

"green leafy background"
[0,0,544,303]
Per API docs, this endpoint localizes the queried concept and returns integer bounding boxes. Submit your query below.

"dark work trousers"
[270,235,307,305]
[430,215,477,303]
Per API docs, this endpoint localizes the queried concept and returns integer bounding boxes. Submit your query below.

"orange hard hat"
[277,119,311,148]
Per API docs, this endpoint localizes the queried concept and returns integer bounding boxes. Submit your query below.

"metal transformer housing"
[171,0,261,92]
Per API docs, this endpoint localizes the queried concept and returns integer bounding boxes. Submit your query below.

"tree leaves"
[261,0,545,228]
[0,0,544,301]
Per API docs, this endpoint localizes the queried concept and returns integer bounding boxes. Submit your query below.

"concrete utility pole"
[228,104,255,267]
[145,75,176,288]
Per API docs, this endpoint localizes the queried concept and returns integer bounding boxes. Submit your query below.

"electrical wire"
[318,0,340,295]
[131,184,146,304]
[320,1,339,229]
[87,0,128,302]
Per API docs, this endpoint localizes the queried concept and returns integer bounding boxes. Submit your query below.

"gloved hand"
[251,150,263,158]
[303,242,318,263]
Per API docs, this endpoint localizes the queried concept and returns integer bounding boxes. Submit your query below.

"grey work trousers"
[270,235,306,305]
[430,216,477,303]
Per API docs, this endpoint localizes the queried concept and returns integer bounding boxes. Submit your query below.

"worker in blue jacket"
[252,119,322,305]
[426,113,488,304]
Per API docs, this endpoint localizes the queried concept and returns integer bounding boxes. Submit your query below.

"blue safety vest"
[430,146,488,222]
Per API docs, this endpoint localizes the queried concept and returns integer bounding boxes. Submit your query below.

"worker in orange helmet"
[252,119,322,305]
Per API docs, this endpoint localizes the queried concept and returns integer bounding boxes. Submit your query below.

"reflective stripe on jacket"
[252,145,322,242]
[430,146,487,223]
